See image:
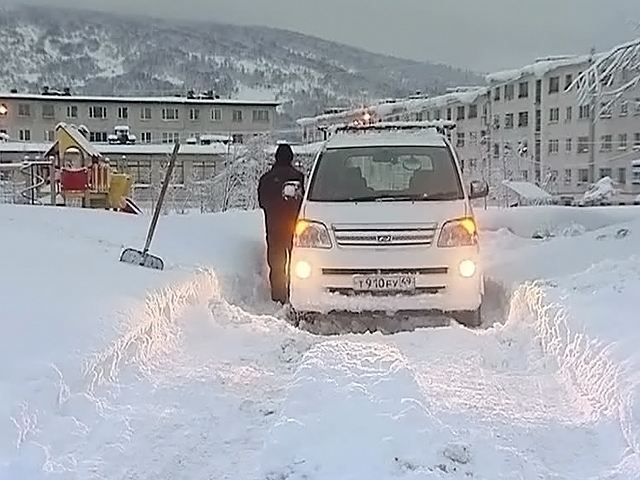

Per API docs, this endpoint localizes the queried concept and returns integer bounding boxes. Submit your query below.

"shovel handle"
[142,142,180,255]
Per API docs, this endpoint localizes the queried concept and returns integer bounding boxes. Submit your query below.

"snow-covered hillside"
[0,6,481,123]
[1,204,640,479]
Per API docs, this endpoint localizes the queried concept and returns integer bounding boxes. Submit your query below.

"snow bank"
[486,54,595,84]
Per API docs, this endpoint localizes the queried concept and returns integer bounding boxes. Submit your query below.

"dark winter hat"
[275,144,294,166]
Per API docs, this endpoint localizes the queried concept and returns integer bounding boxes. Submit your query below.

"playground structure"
[0,123,140,213]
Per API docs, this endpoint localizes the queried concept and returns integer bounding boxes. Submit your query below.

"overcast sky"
[8,0,640,72]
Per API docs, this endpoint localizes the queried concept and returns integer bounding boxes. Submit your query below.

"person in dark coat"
[258,144,304,304]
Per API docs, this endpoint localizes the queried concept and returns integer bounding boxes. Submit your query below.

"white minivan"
[288,122,489,328]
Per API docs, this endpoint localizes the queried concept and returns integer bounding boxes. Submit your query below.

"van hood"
[301,200,469,229]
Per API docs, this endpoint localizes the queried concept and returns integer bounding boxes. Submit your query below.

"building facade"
[0,92,279,146]
[297,53,640,197]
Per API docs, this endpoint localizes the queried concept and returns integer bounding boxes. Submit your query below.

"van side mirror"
[282,180,302,199]
[469,180,489,199]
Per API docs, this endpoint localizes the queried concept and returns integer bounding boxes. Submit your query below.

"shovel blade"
[119,248,165,271]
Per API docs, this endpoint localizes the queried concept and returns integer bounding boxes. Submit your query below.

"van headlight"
[437,217,478,247]
[294,220,333,249]
[458,259,477,278]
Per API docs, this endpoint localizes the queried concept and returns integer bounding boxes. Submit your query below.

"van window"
[308,145,463,202]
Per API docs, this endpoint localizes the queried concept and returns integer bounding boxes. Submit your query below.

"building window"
[141,107,152,120]
[172,162,185,185]
[535,109,541,132]
[468,104,478,119]
[127,160,152,185]
[493,143,500,158]
[634,163,640,185]
[232,110,243,123]
[456,132,465,147]
[521,170,529,181]
[67,105,78,118]
[189,108,200,121]
[192,161,215,182]
[252,109,270,123]
[578,136,589,153]
[44,130,55,142]
[618,167,627,185]
[18,103,31,117]
[505,113,514,129]
[620,101,629,117]
[493,114,500,129]
[434,109,441,120]
[162,132,180,144]
[89,131,108,142]
[564,74,573,90]
[494,88,501,101]
[564,169,572,185]
[42,104,55,119]
[565,107,572,123]
[162,108,179,121]
[579,105,590,120]
[415,112,424,121]
[635,133,640,148]
[19,129,31,141]
[619,134,628,150]
[456,106,465,121]
[566,138,572,152]
[140,132,152,144]
[634,98,640,115]
[549,107,560,123]
[469,132,478,145]
[518,81,529,98]
[446,108,452,121]
[599,168,612,179]
[600,102,612,119]
[504,84,515,101]
[89,106,107,119]
[549,76,560,94]
[117,107,128,119]
[232,133,244,144]
[548,139,559,154]
[600,135,612,152]
[518,111,529,127]
[578,168,589,183]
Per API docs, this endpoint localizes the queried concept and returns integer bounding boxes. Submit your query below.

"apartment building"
[486,56,640,194]
[297,52,640,196]
[0,92,279,145]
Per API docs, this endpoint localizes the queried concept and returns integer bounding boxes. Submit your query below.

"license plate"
[353,275,416,292]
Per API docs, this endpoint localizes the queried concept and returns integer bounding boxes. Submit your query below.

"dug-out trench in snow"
[217,251,512,334]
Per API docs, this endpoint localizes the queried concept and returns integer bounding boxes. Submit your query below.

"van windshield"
[307,145,463,202]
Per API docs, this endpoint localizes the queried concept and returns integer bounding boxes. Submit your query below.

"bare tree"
[571,38,640,110]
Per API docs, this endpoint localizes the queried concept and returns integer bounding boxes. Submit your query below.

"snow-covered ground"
[1,204,640,479]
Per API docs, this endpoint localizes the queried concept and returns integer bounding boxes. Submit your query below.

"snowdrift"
[2,204,640,479]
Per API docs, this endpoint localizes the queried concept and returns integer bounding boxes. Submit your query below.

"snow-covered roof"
[502,181,552,201]
[0,142,230,156]
[297,87,488,127]
[57,123,102,158]
[0,92,280,107]
[326,130,445,149]
[486,55,597,84]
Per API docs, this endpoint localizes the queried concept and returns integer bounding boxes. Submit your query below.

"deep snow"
[1,204,640,479]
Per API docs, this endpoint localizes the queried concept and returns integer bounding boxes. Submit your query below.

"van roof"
[326,129,447,149]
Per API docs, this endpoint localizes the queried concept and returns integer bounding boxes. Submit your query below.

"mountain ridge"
[0,5,482,129]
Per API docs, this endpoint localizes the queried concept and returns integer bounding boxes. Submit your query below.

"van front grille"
[332,223,438,247]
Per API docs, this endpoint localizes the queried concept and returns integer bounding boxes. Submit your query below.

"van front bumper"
[289,246,483,314]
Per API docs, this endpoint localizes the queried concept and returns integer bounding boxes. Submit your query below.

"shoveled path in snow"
[38,278,629,480]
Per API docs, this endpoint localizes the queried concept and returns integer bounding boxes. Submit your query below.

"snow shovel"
[119,142,180,271]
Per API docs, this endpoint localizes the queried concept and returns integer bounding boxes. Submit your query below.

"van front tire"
[452,305,482,329]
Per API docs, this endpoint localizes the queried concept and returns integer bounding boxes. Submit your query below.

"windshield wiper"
[330,193,461,202]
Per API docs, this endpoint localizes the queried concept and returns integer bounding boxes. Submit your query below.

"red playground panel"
[60,168,89,192]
